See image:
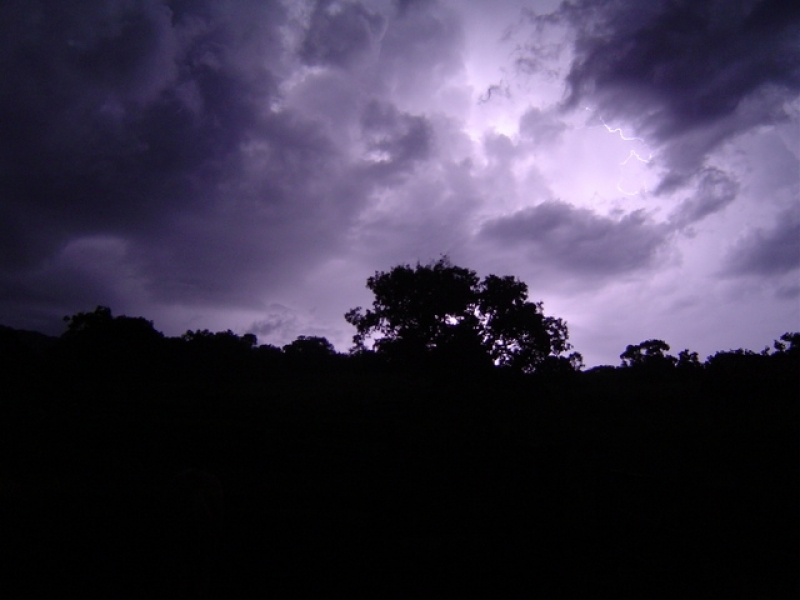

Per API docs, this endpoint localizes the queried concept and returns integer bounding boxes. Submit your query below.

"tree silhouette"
[620,339,676,369]
[283,336,337,361]
[345,257,575,373]
[56,306,165,390]
[676,349,702,371]
[178,329,259,383]
[62,305,114,336]
[773,332,800,355]
[478,274,573,371]
[62,306,163,348]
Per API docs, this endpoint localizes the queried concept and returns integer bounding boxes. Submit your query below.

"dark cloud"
[0,0,794,365]
[529,0,800,186]
[0,0,369,321]
[480,201,669,276]
[248,304,300,341]
[776,283,800,300]
[300,1,385,68]
[0,0,282,231]
[378,0,464,94]
[0,0,473,336]
[393,0,436,16]
[722,208,800,277]
[0,0,180,265]
[348,145,483,271]
[360,100,434,173]
[0,234,146,334]
[669,168,739,229]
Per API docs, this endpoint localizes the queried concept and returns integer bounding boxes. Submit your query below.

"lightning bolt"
[602,119,644,142]
[583,108,654,197]
[600,117,651,195]
[620,150,651,165]
[617,150,652,195]
[616,184,638,196]
[582,107,642,139]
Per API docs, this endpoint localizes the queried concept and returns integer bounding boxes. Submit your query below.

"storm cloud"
[526,0,800,188]
[300,0,385,68]
[0,0,797,364]
[1,1,371,326]
[480,201,670,277]
[669,168,739,230]
[722,208,800,277]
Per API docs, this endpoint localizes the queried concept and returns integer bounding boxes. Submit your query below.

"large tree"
[345,257,578,373]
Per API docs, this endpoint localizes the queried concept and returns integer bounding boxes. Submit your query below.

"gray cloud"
[0,0,795,366]
[377,0,464,98]
[722,208,800,277]
[350,157,481,269]
[483,132,517,163]
[669,168,739,229]
[776,283,800,300]
[527,0,800,187]
[248,304,301,342]
[360,100,434,172]
[519,107,567,146]
[300,1,386,68]
[0,1,357,312]
[480,201,670,277]
[0,0,285,242]
[393,0,436,15]
[0,0,470,335]
[0,234,148,334]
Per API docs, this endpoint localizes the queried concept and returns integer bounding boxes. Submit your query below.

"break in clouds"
[0,0,797,365]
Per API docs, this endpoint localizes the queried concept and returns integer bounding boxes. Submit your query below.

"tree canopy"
[345,257,578,373]
[619,339,676,369]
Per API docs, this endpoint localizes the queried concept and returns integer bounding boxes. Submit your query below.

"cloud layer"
[0,0,797,364]
[548,0,800,188]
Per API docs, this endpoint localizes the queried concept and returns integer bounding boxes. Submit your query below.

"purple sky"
[1,0,798,366]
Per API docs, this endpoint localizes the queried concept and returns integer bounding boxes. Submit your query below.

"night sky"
[1,0,798,366]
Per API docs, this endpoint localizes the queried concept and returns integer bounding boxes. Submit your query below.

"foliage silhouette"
[676,349,702,371]
[0,298,798,597]
[54,306,165,395]
[62,305,163,348]
[283,336,337,359]
[773,331,800,355]
[345,257,578,373]
[620,339,676,369]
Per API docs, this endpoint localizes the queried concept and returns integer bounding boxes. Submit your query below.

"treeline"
[1,303,797,403]
[1,304,797,598]
[0,261,798,598]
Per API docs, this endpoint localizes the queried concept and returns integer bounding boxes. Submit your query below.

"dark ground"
[1,328,798,598]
